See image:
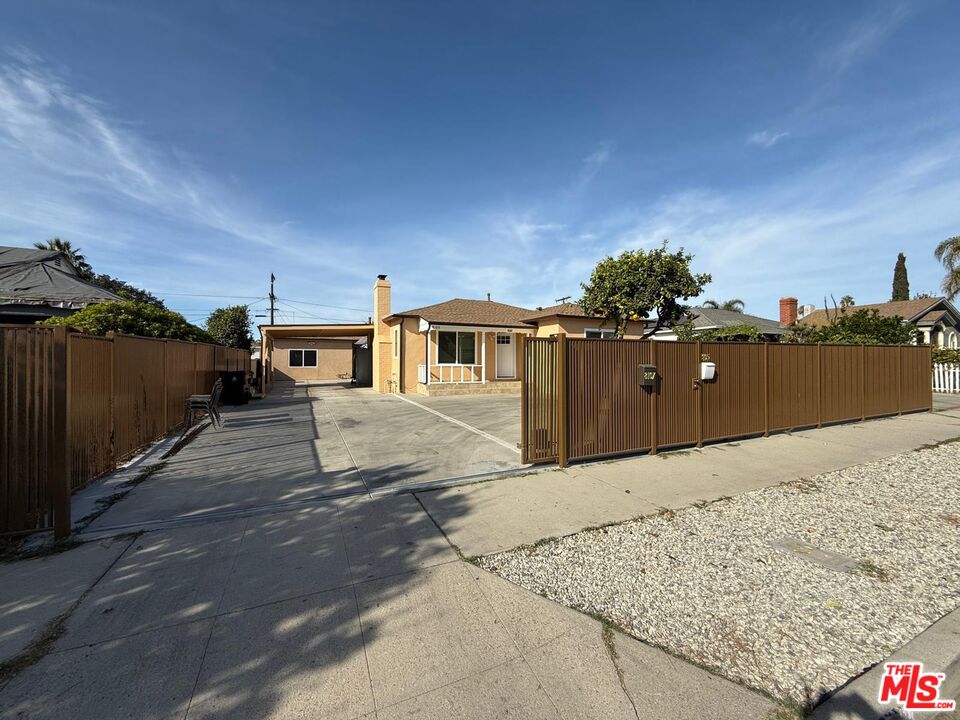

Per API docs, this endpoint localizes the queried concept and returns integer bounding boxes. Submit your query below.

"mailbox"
[639,364,657,387]
[700,361,717,381]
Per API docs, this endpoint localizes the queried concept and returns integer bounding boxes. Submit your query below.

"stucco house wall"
[272,338,354,382]
[532,316,647,338]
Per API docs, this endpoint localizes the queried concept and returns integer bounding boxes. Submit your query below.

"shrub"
[43,301,212,342]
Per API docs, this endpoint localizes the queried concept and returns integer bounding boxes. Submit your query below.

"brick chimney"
[372,275,392,392]
[779,296,798,326]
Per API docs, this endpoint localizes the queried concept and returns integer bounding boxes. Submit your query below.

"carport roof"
[259,323,374,340]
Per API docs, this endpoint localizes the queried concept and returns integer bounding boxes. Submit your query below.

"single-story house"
[794,296,960,348]
[374,277,650,395]
[0,245,121,324]
[260,275,647,396]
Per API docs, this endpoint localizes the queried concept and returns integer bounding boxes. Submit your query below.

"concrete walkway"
[418,409,960,556]
[0,494,774,720]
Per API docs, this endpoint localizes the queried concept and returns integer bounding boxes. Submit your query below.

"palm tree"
[935,235,960,300]
[702,298,745,313]
[33,238,93,279]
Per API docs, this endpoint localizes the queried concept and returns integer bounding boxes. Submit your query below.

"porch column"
[426,327,431,385]
[481,331,486,384]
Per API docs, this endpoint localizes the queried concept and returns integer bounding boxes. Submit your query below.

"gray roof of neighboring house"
[688,307,785,335]
[0,245,121,309]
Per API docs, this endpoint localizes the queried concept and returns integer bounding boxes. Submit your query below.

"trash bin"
[220,370,248,405]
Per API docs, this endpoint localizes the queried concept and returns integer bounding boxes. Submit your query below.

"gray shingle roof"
[0,245,122,308]
[689,307,784,335]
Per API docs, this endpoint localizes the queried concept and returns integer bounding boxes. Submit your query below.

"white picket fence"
[933,363,960,393]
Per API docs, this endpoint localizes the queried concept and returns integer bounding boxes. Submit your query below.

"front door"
[496,334,515,378]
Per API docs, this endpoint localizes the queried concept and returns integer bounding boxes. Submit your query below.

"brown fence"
[521,337,933,466]
[1,325,249,537]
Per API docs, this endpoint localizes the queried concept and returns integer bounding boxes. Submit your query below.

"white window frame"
[584,328,616,339]
[288,348,318,368]
[437,330,476,365]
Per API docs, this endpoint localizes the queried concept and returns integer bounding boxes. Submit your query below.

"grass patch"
[856,560,891,582]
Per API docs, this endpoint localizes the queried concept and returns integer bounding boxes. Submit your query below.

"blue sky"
[1,1,958,326]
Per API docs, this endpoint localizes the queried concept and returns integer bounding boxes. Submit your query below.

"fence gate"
[521,336,933,467]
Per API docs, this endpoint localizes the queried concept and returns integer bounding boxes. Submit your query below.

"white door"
[496,334,515,378]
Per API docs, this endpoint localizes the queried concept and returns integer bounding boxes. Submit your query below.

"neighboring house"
[520,302,647,339]
[649,305,785,341]
[795,296,960,348]
[0,245,121,324]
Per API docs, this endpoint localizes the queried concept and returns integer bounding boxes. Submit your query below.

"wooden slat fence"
[1,325,249,537]
[521,338,933,466]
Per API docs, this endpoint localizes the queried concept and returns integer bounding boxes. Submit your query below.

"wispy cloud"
[576,141,614,188]
[0,55,364,284]
[748,130,789,148]
[820,2,913,74]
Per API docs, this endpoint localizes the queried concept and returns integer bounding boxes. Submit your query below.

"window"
[584,329,616,339]
[496,334,511,344]
[289,349,317,367]
[393,327,400,358]
[437,331,476,364]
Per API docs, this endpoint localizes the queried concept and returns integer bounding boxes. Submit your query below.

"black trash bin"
[220,370,249,405]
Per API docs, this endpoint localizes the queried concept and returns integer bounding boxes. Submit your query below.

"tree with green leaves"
[43,301,211,342]
[205,305,253,350]
[579,241,712,337]
[90,273,166,308]
[839,295,855,309]
[34,238,93,279]
[935,235,960,300]
[701,298,745,312]
[784,308,918,345]
[892,253,909,301]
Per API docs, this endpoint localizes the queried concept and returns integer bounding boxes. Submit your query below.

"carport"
[260,323,374,394]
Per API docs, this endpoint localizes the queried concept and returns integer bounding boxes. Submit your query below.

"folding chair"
[182,377,224,432]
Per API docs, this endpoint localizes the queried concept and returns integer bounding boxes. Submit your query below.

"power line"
[277,297,371,313]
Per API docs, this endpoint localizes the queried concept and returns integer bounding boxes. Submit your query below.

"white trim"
[584,328,616,339]
[288,348,318,368]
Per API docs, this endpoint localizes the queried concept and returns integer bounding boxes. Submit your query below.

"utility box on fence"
[639,364,657,387]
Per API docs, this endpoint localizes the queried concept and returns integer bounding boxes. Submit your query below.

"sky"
[1,0,958,327]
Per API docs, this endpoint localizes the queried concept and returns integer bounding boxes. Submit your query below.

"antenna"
[555,296,571,304]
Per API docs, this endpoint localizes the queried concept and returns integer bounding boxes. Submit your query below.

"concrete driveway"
[78,383,523,533]
[2,494,773,720]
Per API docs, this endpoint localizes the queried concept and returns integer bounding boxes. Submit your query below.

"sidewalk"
[2,406,957,719]
[417,409,960,556]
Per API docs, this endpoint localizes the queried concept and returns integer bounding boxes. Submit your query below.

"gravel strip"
[479,441,960,705]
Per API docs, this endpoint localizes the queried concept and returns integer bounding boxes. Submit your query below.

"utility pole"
[269,273,276,325]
